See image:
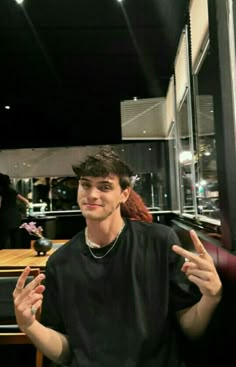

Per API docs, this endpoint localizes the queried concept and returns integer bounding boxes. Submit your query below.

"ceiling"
[121,97,167,139]
[0,0,190,149]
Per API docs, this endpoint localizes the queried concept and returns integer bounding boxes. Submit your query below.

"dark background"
[0,0,190,148]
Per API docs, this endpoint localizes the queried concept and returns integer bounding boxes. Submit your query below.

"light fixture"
[179,150,193,165]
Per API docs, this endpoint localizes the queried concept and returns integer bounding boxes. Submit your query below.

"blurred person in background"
[0,173,29,249]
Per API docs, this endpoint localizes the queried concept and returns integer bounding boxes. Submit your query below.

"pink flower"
[20,221,44,238]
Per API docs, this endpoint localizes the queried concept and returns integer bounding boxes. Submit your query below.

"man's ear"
[121,187,131,204]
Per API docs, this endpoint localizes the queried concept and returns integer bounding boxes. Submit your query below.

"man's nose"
[87,186,100,197]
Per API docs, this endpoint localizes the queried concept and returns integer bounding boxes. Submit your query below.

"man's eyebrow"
[80,177,114,184]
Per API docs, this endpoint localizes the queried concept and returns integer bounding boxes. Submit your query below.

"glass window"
[12,141,173,214]
[193,44,220,220]
[168,122,180,212]
[177,93,196,215]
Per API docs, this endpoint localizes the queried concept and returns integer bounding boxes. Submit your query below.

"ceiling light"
[15,0,24,4]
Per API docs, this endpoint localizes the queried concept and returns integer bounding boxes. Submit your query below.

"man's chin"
[82,211,100,220]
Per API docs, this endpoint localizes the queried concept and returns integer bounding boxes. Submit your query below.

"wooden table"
[0,249,57,270]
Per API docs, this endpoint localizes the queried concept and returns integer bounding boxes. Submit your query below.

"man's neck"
[86,217,125,247]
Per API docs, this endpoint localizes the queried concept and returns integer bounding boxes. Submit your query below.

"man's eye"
[81,182,90,189]
[100,185,111,191]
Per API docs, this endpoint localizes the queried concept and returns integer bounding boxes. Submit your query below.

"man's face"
[77,175,129,221]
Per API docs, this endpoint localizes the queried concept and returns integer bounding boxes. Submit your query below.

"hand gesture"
[172,230,222,299]
[13,266,45,332]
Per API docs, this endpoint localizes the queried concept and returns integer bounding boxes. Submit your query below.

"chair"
[0,268,44,367]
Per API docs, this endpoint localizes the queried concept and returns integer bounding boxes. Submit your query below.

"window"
[193,43,220,220]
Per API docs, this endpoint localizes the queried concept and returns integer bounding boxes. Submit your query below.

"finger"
[185,268,212,281]
[189,230,207,257]
[13,267,31,297]
[15,266,31,288]
[172,244,208,265]
[31,299,43,316]
[23,273,45,294]
[33,284,45,294]
[15,287,45,310]
[181,261,198,272]
[14,271,45,299]
[186,274,209,289]
[25,293,44,308]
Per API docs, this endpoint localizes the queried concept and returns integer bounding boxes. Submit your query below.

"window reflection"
[168,122,179,211]
[50,177,79,211]
[193,46,220,220]
[15,172,169,215]
[12,141,173,215]
[133,173,168,210]
[177,96,196,214]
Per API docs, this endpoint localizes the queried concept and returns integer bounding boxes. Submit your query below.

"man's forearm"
[23,320,71,365]
[176,294,222,338]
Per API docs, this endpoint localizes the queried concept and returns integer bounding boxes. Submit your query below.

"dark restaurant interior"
[1,0,236,366]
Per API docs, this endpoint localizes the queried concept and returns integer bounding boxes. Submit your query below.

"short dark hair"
[72,148,134,190]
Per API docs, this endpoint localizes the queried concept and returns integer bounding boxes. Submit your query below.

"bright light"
[15,0,24,4]
[179,150,193,164]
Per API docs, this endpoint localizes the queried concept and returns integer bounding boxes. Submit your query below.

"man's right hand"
[13,266,46,331]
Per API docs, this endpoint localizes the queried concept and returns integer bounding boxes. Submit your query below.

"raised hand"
[13,266,46,331]
[172,230,222,299]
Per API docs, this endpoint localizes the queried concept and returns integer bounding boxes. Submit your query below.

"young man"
[13,149,222,367]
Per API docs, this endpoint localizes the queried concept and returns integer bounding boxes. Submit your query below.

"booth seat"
[170,219,236,282]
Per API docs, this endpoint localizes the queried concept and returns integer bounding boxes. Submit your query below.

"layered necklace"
[85,222,125,260]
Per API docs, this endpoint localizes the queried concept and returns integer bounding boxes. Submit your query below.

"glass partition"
[193,42,220,220]
[177,93,196,215]
[12,141,172,215]
[168,122,180,212]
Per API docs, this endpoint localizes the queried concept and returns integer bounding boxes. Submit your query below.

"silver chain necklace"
[85,223,125,260]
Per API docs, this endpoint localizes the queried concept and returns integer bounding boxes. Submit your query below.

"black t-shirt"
[41,219,201,367]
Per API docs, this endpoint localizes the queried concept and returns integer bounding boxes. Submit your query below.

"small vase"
[33,237,53,256]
